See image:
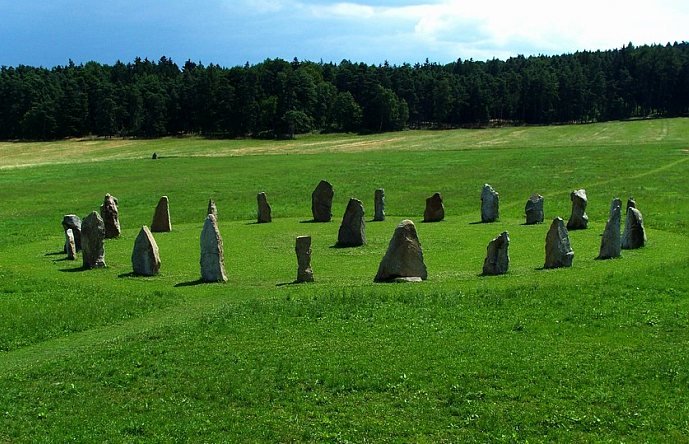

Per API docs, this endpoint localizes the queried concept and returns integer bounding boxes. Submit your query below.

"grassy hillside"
[1,119,688,442]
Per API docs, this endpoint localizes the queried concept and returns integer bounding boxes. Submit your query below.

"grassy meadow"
[1,119,688,442]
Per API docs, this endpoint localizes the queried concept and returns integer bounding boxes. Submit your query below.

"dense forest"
[1,42,688,140]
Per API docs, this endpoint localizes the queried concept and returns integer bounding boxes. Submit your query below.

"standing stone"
[598,198,622,260]
[200,214,227,282]
[483,231,510,275]
[131,225,161,276]
[423,192,444,222]
[566,189,588,230]
[525,194,544,225]
[62,214,82,252]
[374,220,427,282]
[207,199,218,219]
[311,180,334,222]
[65,229,76,260]
[257,192,272,223]
[374,189,385,221]
[481,184,499,223]
[150,195,172,232]
[81,211,106,269]
[544,217,574,269]
[626,197,637,213]
[152,152,158,160]
[295,236,314,283]
[337,198,366,247]
[100,193,121,238]
[622,207,647,250]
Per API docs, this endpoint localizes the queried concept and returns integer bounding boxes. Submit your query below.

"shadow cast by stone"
[45,251,65,256]
[174,279,206,287]
[59,266,89,273]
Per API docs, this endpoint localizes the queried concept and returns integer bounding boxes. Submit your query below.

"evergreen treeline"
[1,42,688,140]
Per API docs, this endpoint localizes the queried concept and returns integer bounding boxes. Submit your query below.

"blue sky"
[1,0,688,68]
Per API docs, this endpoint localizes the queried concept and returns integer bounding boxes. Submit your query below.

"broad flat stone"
[81,211,106,269]
[100,193,121,238]
[481,184,499,223]
[525,194,544,225]
[598,198,622,259]
[132,225,161,276]
[312,180,334,222]
[337,198,366,247]
[483,231,510,275]
[566,189,588,230]
[622,207,646,249]
[544,217,574,269]
[200,214,227,282]
[295,235,314,283]
[423,192,444,222]
[375,220,427,282]
[374,189,385,221]
[257,192,272,223]
[150,195,172,232]
[62,214,82,252]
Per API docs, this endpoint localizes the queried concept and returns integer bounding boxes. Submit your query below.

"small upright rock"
[525,194,544,225]
[295,236,314,283]
[257,192,272,223]
[598,198,622,259]
[566,189,588,230]
[626,197,637,213]
[207,199,218,219]
[132,225,161,276]
[62,214,82,252]
[312,180,334,222]
[150,195,172,232]
[423,192,444,222]
[544,217,574,269]
[374,220,427,282]
[483,231,510,275]
[622,207,647,249]
[481,184,499,223]
[81,211,106,269]
[200,214,227,282]
[337,198,366,247]
[374,189,385,221]
[152,152,158,160]
[100,193,121,238]
[65,229,76,260]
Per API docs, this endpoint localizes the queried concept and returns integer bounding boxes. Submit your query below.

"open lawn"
[1,119,688,442]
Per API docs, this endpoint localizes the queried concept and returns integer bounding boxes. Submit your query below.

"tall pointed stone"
[481,184,499,223]
[525,194,544,225]
[598,198,622,259]
[375,220,427,282]
[423,192,444,222]
[311,180,334,222]
[295,236,314,283]
[62,214,82,252]
[81,211,106,269]
[207,199,218,219]
[132,225,161,276]
[544,217,574,269]
[150,195,172,232]
[374,188,385,221]
[483,231,510,275]
[65,229,76,260]
[257,192,272,223]
[626,197,637,213]
[337,198,366,247]
[622,207,646,250]
[566,189,588,230]
[200,214,227,282]
[100,193,121,238]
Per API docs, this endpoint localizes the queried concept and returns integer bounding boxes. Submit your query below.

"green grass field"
[1,119,688,442]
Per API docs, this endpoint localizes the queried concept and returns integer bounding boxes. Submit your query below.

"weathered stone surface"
[598,198,622,260]
[337,198,366,247]
[81,211,106,269]
[312,180,334,222]
[423,192,444,222]
[132,225,161,276]
[374,188,385,221]
[62,214,82,252]
[200,214,227,282]
[483,231,510,275]
[566,189,588,230]
[257,192,272,223]
[100,193,121,238]
[150,195,172,232]
[525,194,544,225]
[65,229,76,260]
[544,217,574,269]
[481,184,499,223]
[207,199,218,219]
[626,197,637,213]
[295,235,314,283]
[375,220,427,282]
[622,207,646,250]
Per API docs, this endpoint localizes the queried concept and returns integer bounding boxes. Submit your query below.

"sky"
[1,0,688,68]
